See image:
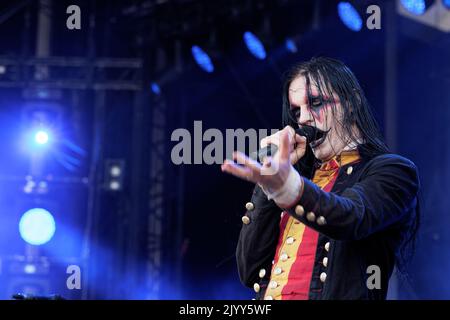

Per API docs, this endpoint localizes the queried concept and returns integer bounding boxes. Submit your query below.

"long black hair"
[281,56,419,279]
[282,56,388,178]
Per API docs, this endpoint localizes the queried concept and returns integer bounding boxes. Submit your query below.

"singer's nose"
[298,105,314,126]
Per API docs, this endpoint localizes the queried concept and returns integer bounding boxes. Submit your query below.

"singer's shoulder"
[369,152,416,167]
[365,152,419,177]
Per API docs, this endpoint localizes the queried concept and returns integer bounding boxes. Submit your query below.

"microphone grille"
[296,126,318,143]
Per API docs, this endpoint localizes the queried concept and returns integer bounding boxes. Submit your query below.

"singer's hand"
[221,129,295,192]
[260,126,307,165]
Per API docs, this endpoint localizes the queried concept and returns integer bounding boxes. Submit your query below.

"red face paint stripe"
[311,103,331,124]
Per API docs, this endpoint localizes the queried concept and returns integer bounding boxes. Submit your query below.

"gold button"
[253,283,260,293]
[346,166,353,175]
[245,202,255,211]
[259,269,266,278]
[286,237,295,245]
[323,257,328,267]
[241,216,250,225]
[280,253,289,261]
[269,281,278,289]
[317,216,327,226]
[325,242,330,252]
[295,205,305,217]
[306,211,316,222]
[274,267,283,275]
[320,272,327,283]
[264,295,273,300]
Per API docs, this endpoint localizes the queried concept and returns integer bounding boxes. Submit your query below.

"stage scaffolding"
[0,0,178,299]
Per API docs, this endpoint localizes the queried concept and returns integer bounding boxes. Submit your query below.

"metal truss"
[145,93,167,299]
[0,56,143,91]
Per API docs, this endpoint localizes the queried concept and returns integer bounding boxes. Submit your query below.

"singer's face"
[288,75,349,161]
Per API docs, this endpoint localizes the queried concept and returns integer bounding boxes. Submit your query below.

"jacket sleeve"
[285,154,420,241]
[236,185,281,287]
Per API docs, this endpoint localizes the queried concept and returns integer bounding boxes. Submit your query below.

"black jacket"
[236,150,419,300]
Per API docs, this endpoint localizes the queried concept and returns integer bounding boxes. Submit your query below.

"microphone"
[251,126,318,163]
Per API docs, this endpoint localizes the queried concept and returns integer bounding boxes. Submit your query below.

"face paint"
[283,57,388,167]
[288,76,350,161]
[309,97,327,123]
[310,94,339,124]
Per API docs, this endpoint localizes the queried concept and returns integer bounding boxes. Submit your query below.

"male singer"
[221,57,420,300]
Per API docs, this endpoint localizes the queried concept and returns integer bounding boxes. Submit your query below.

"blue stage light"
[34,130,49,145]
[19,208,56,245]
[191,46,214,73]
[243,31,266,60]
[443,0,450,9]
[151,82,161,95]
[400,0,427,15]
[337,2,363,32]
[285,39,298,53]
[24,264,37,274]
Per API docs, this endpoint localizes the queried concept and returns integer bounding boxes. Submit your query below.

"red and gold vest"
[263,150,360,300]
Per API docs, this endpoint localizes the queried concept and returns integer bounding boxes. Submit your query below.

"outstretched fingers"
[221,151,262,183]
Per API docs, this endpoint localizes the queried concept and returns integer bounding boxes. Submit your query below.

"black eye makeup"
[289,95,332,121]
[310,97,323,109]
[309,94,335,109]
